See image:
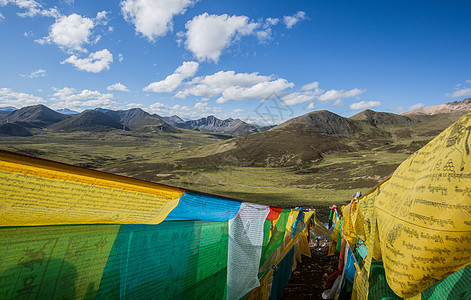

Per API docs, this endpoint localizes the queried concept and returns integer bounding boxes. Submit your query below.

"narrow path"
[280,239,338,299]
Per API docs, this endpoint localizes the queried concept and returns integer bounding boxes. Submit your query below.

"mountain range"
[0,105,269,136]
[178,100,470,168]
[0,99,470,157]
[167,115,273,136]
[402,98,471,115]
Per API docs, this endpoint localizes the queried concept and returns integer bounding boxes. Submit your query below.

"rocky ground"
[280,239,338,300]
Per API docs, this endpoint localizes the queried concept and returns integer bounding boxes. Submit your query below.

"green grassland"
[0,128,414,208]
[2,111,462,209]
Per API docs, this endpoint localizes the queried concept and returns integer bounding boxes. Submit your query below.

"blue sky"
[0,0,470,124]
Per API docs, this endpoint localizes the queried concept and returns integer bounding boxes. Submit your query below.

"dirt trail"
[280,239,337,299]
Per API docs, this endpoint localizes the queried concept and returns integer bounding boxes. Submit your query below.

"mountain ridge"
[0,104,68,128]
[174,115,272,136]
[402,98,471,115]
[49,110,125,132]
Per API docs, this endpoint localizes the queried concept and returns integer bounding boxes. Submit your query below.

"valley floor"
[0,131,412,208]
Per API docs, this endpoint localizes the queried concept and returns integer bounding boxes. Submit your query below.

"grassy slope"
[0,112,463,207]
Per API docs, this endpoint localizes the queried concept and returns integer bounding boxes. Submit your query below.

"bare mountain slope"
[403,98,471,115]
[0,104,68,128]
[49,110,124,132]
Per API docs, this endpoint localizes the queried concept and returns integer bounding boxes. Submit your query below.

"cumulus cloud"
[304,102,315,110]
[107,83,129,92]
[280,84,364,106]
[61,49,113,73]
[445,88,471,98]
[175,70,294,103]
[118,53,124,63]
[391,103,424,114]
[36,13,94,52]
[301,81,319,91]
[184,13,259,62]
[318,88,365,102]
[409,103,425,110]
[143,61,199,93]
[256,17,280,42]
[121,0,195,41]
[126,102,142,108]
[281,90,319,106]
[20,69,47,78]
[266,17,279,26]
[283,11,306,29]
[95,10,109,25]
[50,87,116,110]
[1,0,59,18]
[0,87,44,107]
[349,101,381,110]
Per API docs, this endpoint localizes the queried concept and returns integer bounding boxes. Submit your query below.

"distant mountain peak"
[55,108,79,115]
[0,106,17,111]
[172,115,270,136]
[403,98,471,115]
[0,104,68,128]
[447,98,471,106]
[350,109,415,127]
[49,110,124,132]
[275,109,357,135]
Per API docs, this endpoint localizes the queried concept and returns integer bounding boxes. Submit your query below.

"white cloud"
[184,13,259,62]
[0,0,60,18]
[349,100,381,110]
[61,49,113,73]
[318,88,365,102]
[107,83,129,92]
[304,102,315,110]
[301,81,319,91]
[281,85,362,106]
[409,103,424,110]
[445,88,471,98]
[265,18,279,26]
[143,61,198,93]
[256,29,271,42]
[121,0,195,41]
[281,90,319,106]
[126,102,142,108]
[175,70,294,103]
[95,11,109,25]
[391,103,424,114]
[333,99,343,106]
[118,53,124,63]
[0,87,44,107]
[50,87,116,110]
[256,17,280,42]
[466,80,471,84]
[36,13,94,51]
[0,11,4,20]
[216,78,293,103]
[148,102,165,110]
[20,69,47,78]
[283,11,306,29]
